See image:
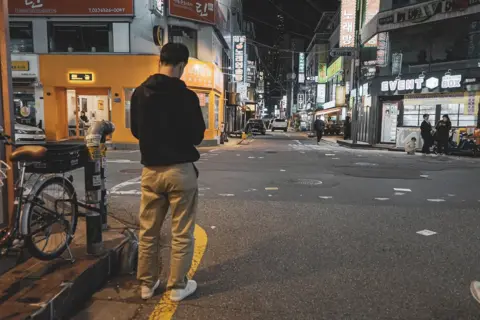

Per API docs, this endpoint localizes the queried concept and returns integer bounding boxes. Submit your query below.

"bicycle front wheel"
[24,176,78,261]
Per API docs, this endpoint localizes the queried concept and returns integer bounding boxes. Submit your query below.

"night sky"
[243,0,340,47]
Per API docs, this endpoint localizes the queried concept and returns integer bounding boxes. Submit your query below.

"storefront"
[11,54,43,128]
[371,70,480,146]
[39,55,224,145]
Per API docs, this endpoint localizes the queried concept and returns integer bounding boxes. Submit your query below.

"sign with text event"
[169,0,216,25]
[339,0,357,47]
[9,0,134,16]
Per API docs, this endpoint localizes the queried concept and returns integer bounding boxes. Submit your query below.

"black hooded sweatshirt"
[130,74,205,167]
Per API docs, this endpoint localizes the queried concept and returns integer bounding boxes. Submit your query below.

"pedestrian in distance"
[314,116,325,144]
[130,43,205,301]
[435,114,452,155]
[420,114,433,155]
[405,137,417,155]
[344,115,351,140]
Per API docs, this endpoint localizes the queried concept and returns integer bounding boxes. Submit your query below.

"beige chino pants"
[137,163,198,290]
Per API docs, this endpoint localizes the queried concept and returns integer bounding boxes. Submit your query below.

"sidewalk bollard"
[84,120,115,255]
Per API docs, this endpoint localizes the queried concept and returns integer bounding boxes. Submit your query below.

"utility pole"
[0,0,15,224]
[351,0,362,145]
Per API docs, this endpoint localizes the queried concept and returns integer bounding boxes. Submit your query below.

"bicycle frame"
[0,163,28,249]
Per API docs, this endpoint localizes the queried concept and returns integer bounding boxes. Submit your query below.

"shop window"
[48,22,112,53]
[441,104,477,127]
[168,26,197,58]
[10,22,33,53]
[124,88,135,129]
[402,104,435,127]
[197,92,209,129]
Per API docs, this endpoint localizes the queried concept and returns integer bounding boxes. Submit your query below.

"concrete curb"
[337,140,375,149]
[0,233,129,320]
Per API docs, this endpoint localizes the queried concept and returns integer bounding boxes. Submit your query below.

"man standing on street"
[130,43,206,301]
[314,116,325,144]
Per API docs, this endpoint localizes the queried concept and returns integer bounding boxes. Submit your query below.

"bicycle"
[0,131,82,262]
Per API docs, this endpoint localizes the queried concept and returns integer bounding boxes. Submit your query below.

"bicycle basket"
[25,143,88,174]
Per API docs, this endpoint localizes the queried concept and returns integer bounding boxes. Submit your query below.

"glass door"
[381,102,399,143]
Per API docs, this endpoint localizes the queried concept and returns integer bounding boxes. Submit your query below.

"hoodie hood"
[142,74,187,94]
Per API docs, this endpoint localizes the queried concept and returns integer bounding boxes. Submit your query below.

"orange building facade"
[39,54,224,145]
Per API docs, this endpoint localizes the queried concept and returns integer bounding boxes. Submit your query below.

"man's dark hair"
[423,114,429,119]
[160,43,189,66]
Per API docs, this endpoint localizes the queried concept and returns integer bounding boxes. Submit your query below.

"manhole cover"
[120,169,142,174]
[296,179,323,186]
[354,162,379,167]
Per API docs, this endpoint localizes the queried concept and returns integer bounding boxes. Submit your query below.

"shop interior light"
[445,69,452,76]
[419,71,426,79]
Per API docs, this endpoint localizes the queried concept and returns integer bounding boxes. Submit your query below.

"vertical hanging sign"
[298,52,305,83]
[339,0,357,47]
[376,32,389,67]
[233,35,246,83]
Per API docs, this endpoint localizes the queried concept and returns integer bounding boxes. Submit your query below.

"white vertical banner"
[340,0,357,47]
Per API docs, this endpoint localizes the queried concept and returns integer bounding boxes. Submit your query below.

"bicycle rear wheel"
[24,176,78,261]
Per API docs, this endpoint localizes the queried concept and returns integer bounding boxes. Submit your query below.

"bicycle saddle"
[10,146,47,162]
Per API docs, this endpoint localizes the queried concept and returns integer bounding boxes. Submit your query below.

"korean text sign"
[9,0,134,16]
[340,0,357,47]
[233,35,246,83]
[169,0,216,24]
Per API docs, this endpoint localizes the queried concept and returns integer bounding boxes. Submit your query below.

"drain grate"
[296,179,323,186]
[266,151,277,154]
[119,169,142,174]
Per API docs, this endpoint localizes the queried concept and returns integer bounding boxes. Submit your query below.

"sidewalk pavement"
[0,217,130,320]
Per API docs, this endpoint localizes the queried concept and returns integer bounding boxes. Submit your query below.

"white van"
[271,119,288,132]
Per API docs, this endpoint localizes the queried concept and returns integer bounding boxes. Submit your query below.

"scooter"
[433,130,478,156]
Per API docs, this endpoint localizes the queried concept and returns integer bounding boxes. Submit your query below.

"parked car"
[15,123,46,145]
[246,119,266,135]
[271,119,288,132]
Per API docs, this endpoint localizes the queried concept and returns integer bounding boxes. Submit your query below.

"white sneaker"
[471,281,480,304]
[141,279,160,300]
[170,280,197,302]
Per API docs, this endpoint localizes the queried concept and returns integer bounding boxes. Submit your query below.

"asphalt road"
[73,132,480,320]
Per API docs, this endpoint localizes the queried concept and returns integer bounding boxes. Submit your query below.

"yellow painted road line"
[149,224,208,320]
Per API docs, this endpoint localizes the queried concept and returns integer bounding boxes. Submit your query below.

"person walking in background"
[435,114,451,155]
[130,43,205,301]
[420,114,433,154]
[314,116,325,144]
[344,115,351,140]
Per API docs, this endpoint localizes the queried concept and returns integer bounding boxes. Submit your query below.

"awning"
[315,107,342,116]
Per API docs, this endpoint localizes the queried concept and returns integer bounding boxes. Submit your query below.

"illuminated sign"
[298,52,305,84]
[318,63,327,83]
[69,72,94,82]
[327,57,344,80]
[376,32,389,67]
[317,84,326,103]
[12,61,29,71]
[339,0,357,47]
[380,75,462,92]
[233,35,246,83]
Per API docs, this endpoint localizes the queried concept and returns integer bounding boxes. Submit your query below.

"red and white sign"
[168,0,216,25]
[339,0,357,47]
[9,0,134,16]
[364,0,380,47]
